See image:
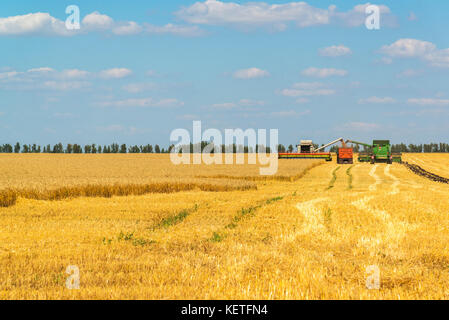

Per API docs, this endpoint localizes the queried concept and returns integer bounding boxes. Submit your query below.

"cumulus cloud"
[380,38,449,68]
[82,12,114,30]
[0,11,204,37]
[233,68,269,79]
[0,67,132,91]
[281,88,335,97]
[176,0,329,29]
[0,12,70,36]
[319,45,352,57]
[407,98,449,106]
[122,83,157,93]
[381,39,436,58]
[60,69,90,79]
[301,67,347,78]
[281,82,335,97]
[98,98,184,108]
[176,1,395,30]
[358,96,396,104]
[112,21,143,35]
[99,68,133,79]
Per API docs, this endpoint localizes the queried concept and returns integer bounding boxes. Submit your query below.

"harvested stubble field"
[0,153,449,299]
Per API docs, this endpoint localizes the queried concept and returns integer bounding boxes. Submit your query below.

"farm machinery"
[278,140,332,161]
[346,140,402,164]
[278,138,353,163]
[315,138,353,164]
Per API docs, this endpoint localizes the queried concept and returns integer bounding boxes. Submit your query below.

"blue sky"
[1,0,449,146]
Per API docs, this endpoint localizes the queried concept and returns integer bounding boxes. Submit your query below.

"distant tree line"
[0,143,168,154]
[0,142,448,154]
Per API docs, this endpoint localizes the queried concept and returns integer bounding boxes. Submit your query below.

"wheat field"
[0,153,449,299]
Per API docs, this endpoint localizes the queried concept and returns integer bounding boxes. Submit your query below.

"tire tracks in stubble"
[384,165,400,195]
[368,164,381,192]
[326,166,341,190]
[351,196,410,258]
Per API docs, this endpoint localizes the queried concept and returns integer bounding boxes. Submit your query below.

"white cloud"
[112,21,143,35]
[381,39,436,58]
[0,71,22,79]
[301,67,347,78]
[176,1,395,30]
[0,67,133,92]
[330,3,395,28]
[358,96,396,104]
[144,23,205,37]
[0,11,204,38]
[60,69,90,79]
[99,68,133,79]
[0,12,70,36]
[233,68,269,79]
[98,98,184,108]
[27,67,55,73]
[122,83,157,93]
[281,82,335,97]
[407,98,449,106]
[281,88,335,97]
[176,0,329,28]
[82,12,114,30]
[380,38,449,68]
[319,45,352,57]
[42,81,90,91]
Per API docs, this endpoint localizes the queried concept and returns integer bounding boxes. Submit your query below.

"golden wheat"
[1,154,449,299]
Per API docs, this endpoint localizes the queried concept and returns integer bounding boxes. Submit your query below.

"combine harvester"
[278,138,353,164]
[278,140,332,161]
[346,139,402,164]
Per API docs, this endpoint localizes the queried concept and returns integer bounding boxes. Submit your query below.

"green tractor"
[346,140,402,164]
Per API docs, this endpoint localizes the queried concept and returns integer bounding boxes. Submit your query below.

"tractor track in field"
[326,166,341,190]
[403,162,449,184]
[346,165,357,190]
[351,196,410,258]
[368,164,381,192]
[384,165,400,195]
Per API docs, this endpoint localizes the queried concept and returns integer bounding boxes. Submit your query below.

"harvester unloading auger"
[278,137,353,164]
[345,140,402,164]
